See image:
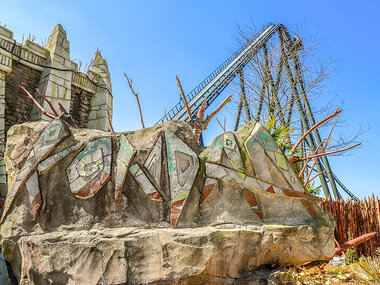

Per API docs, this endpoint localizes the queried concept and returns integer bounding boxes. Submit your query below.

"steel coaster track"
[156,23,355,200]
[155,23,280,124]
[330,172,357,200]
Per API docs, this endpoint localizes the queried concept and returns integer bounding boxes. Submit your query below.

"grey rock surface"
[0,120,335,284]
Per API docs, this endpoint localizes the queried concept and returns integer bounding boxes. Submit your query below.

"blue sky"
[1,1,379,199]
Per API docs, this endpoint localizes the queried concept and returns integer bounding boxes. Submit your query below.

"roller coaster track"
[156,23,279,123]
[157,23,355,200]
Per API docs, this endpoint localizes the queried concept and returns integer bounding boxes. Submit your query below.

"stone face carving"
[0,120,335,284]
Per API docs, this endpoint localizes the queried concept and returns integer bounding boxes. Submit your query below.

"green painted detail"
[135,168,143,176]
[211,137,223,151]
[117,159,127,171]
[129,164,138,174]
[230,160,239,169]
[237,171,246,180]
[77,138,110,160]
[119,134,133,157]
[259,132,275,151]
[223,134,235,149]
[275,152,288,170]
[44,124,62,142]
[98,137,112,149]
[171,190,190,203]
[77,143,97,160]
[247,138,258,147]
[165,132,176,174]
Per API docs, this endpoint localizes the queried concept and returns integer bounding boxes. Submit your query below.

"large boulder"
[0,119,335,284]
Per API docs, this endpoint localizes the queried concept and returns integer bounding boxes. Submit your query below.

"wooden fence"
[321,195,380,257]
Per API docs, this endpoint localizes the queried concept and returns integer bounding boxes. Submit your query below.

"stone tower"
[0,23,113,197]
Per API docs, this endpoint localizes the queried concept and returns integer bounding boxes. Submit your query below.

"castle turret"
[87,51,113,132]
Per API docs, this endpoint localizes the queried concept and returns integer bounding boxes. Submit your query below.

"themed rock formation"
[0,119,335,284]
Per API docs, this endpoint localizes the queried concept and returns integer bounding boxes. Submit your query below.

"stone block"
[0,26,13,39]
[23,40,48,58]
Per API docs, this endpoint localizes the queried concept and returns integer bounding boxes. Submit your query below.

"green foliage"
[265,117,294,151]
[351,248,380,284]
[345,232,359,265]
[304,182,321,197]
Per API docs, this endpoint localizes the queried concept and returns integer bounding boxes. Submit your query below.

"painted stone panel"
[208,132,244,170]
[2,120,326,233]
[222,132,244,171]
[114,134,135,209]
[38,143,84,174]
[164,128,199,227]
[200,178,217,205]
[247,124,304,193]
[243,190,262,220]
[25,172,41,219]
[1,119,71,221]
[144,136,162,186]
[129,163,162,200]
[66,137,112,199]
[245,135,273,182]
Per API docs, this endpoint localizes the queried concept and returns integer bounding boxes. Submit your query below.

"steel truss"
[157,23,355,200]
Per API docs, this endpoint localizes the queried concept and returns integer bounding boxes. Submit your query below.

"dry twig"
[36,88,59,117]
[215,117,226,133]
[124,73,145,128]
[19,85,56,119]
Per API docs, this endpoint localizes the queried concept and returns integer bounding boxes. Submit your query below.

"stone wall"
[0,23,113,198]
[4,61,41,134]
[69,85,94,128]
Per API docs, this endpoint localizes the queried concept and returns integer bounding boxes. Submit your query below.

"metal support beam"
[234,87,244,131]
[240,69,251,122]
[234,69,251,130]
[255,82,266,122]
[279,31,331,198]
[271,54,286,126]
[290,49,340,200]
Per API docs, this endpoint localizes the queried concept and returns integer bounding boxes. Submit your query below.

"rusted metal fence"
[321,195,380,257]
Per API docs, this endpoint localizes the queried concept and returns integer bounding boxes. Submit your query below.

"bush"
[345,232,359,264]
[351,248,380,284]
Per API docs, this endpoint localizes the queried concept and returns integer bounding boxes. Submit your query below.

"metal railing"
[155,23,277,124]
